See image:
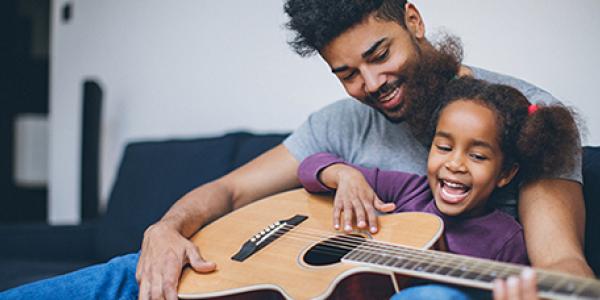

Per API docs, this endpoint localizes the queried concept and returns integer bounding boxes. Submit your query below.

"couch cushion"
[94,132,289,261]
[229,132,288,169]
[95,134,239,260]
[583,146,600,276]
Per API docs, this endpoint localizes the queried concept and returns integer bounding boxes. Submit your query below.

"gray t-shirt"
[283,66,582,217]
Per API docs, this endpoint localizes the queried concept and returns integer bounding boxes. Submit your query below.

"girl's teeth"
[444,180,466,189]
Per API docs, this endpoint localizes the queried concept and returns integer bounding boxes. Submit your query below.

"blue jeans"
[1,253,489,300]
[392,283,491,300]
[0,253,139,300]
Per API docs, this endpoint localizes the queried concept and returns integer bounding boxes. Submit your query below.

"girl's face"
[427,100,518,217]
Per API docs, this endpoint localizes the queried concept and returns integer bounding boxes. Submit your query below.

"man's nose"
[361,67,384,95]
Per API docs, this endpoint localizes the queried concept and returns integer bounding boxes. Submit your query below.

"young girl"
[298,77,580,264]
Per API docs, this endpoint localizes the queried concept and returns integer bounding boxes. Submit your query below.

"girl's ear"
[497,163,519,188]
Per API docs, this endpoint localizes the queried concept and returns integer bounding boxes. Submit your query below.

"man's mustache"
[366,77,407,103]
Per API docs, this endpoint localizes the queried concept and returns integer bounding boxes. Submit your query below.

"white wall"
[49,0,600,224]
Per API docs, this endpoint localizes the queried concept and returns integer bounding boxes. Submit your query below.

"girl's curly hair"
[431,78,581,184]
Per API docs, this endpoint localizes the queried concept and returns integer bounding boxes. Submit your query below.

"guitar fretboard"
[342,240,600,300]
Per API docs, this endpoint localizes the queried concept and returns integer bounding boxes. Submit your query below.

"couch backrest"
[94,132,287,260]
[583,146,600,276]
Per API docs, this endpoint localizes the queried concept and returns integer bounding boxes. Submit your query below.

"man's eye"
[342,70,357,81]
[372,49,389,63]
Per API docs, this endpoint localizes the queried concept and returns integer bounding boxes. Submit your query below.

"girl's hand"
[319,164,396,233]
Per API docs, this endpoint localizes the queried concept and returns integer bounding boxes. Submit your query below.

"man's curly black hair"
[284,0,408,56]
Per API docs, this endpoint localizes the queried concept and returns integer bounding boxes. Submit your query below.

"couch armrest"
[0,222,97,261]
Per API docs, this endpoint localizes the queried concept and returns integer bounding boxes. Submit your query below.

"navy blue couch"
[0,131,288,290]
[0,131,598,291]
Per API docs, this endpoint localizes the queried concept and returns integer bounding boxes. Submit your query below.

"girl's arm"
[298,152,430,233]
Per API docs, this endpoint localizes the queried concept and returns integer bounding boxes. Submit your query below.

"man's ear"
[497,163,520,188]
[404,3,425,39]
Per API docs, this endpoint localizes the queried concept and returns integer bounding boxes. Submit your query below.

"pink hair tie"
[528,104,539,116]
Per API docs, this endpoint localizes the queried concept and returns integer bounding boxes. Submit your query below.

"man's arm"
[519,178,593,276]
[494,178,594,300]
[136,144,301,300]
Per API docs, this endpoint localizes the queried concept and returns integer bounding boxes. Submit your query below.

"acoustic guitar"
[177,189,600,299]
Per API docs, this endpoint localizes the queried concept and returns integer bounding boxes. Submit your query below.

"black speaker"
[81,80,102,220]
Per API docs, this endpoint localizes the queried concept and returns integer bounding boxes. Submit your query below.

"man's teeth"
[380,87,399,102]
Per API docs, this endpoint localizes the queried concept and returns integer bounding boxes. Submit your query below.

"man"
[1,1,593,299]
[138,1,592,299]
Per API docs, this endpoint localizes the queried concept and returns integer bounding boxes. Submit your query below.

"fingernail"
[522,268,534,279]
[507,276,518,287]
[334,223,339,229]
[370,226,377,233]
[357,221,366,228]
[344,225,352,232]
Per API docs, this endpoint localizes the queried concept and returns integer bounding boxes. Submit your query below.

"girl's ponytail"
[516,104,580,183]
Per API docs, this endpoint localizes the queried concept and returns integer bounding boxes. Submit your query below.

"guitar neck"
[342,240,600,300]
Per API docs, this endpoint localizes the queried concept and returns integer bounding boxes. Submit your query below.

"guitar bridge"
[231,214,308,262]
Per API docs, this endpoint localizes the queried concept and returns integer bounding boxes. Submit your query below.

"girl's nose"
[445,156,467,173]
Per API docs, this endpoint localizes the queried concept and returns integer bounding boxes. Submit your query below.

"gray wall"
[49,0,600,224]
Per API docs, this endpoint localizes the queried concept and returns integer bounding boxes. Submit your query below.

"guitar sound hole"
[303,234,365,266]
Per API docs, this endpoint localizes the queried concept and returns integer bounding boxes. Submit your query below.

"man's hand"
[321,164,395,233]
[493,268,539,300]
[136,223,216,300]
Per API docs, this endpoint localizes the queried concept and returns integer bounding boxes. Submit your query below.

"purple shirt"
[299,152,529,265]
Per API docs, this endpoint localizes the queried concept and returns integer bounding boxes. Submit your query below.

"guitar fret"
[401,258,419,270]
[551,277,579,295]
[385,256,401,267]
[356,247,372,261]
[374,254,388,265]
[413,261,431,272]
[471,262,495,283]
[343,240,600,300]
[536,273,559,293]
[344,249,362,261]
[576,281,600,299]
[447,258,470,277]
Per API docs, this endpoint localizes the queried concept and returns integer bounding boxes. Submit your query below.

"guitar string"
[261,223,527,278]
[249,231,599,297]
[279,225,600,292]
[263,223,595,289]
[262,226,594,293]
[277,223,523,273]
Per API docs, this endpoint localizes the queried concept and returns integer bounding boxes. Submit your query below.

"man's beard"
[368,35,463,141]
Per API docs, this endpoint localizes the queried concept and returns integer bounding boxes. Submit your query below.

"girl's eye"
[436,144,451,152]
[470,153,488,161]
[372,49,389,63]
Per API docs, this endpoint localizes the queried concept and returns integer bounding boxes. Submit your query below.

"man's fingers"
[186,245,216,273]
[507,276,522,300]
[138,273,152,300]
[135,255,144,283]
[150,267,165,300]
[521,268,538,300]
[493,279,507,300]
[162,254,183,300]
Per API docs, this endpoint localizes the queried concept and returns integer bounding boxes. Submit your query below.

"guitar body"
[178,189,443,299]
